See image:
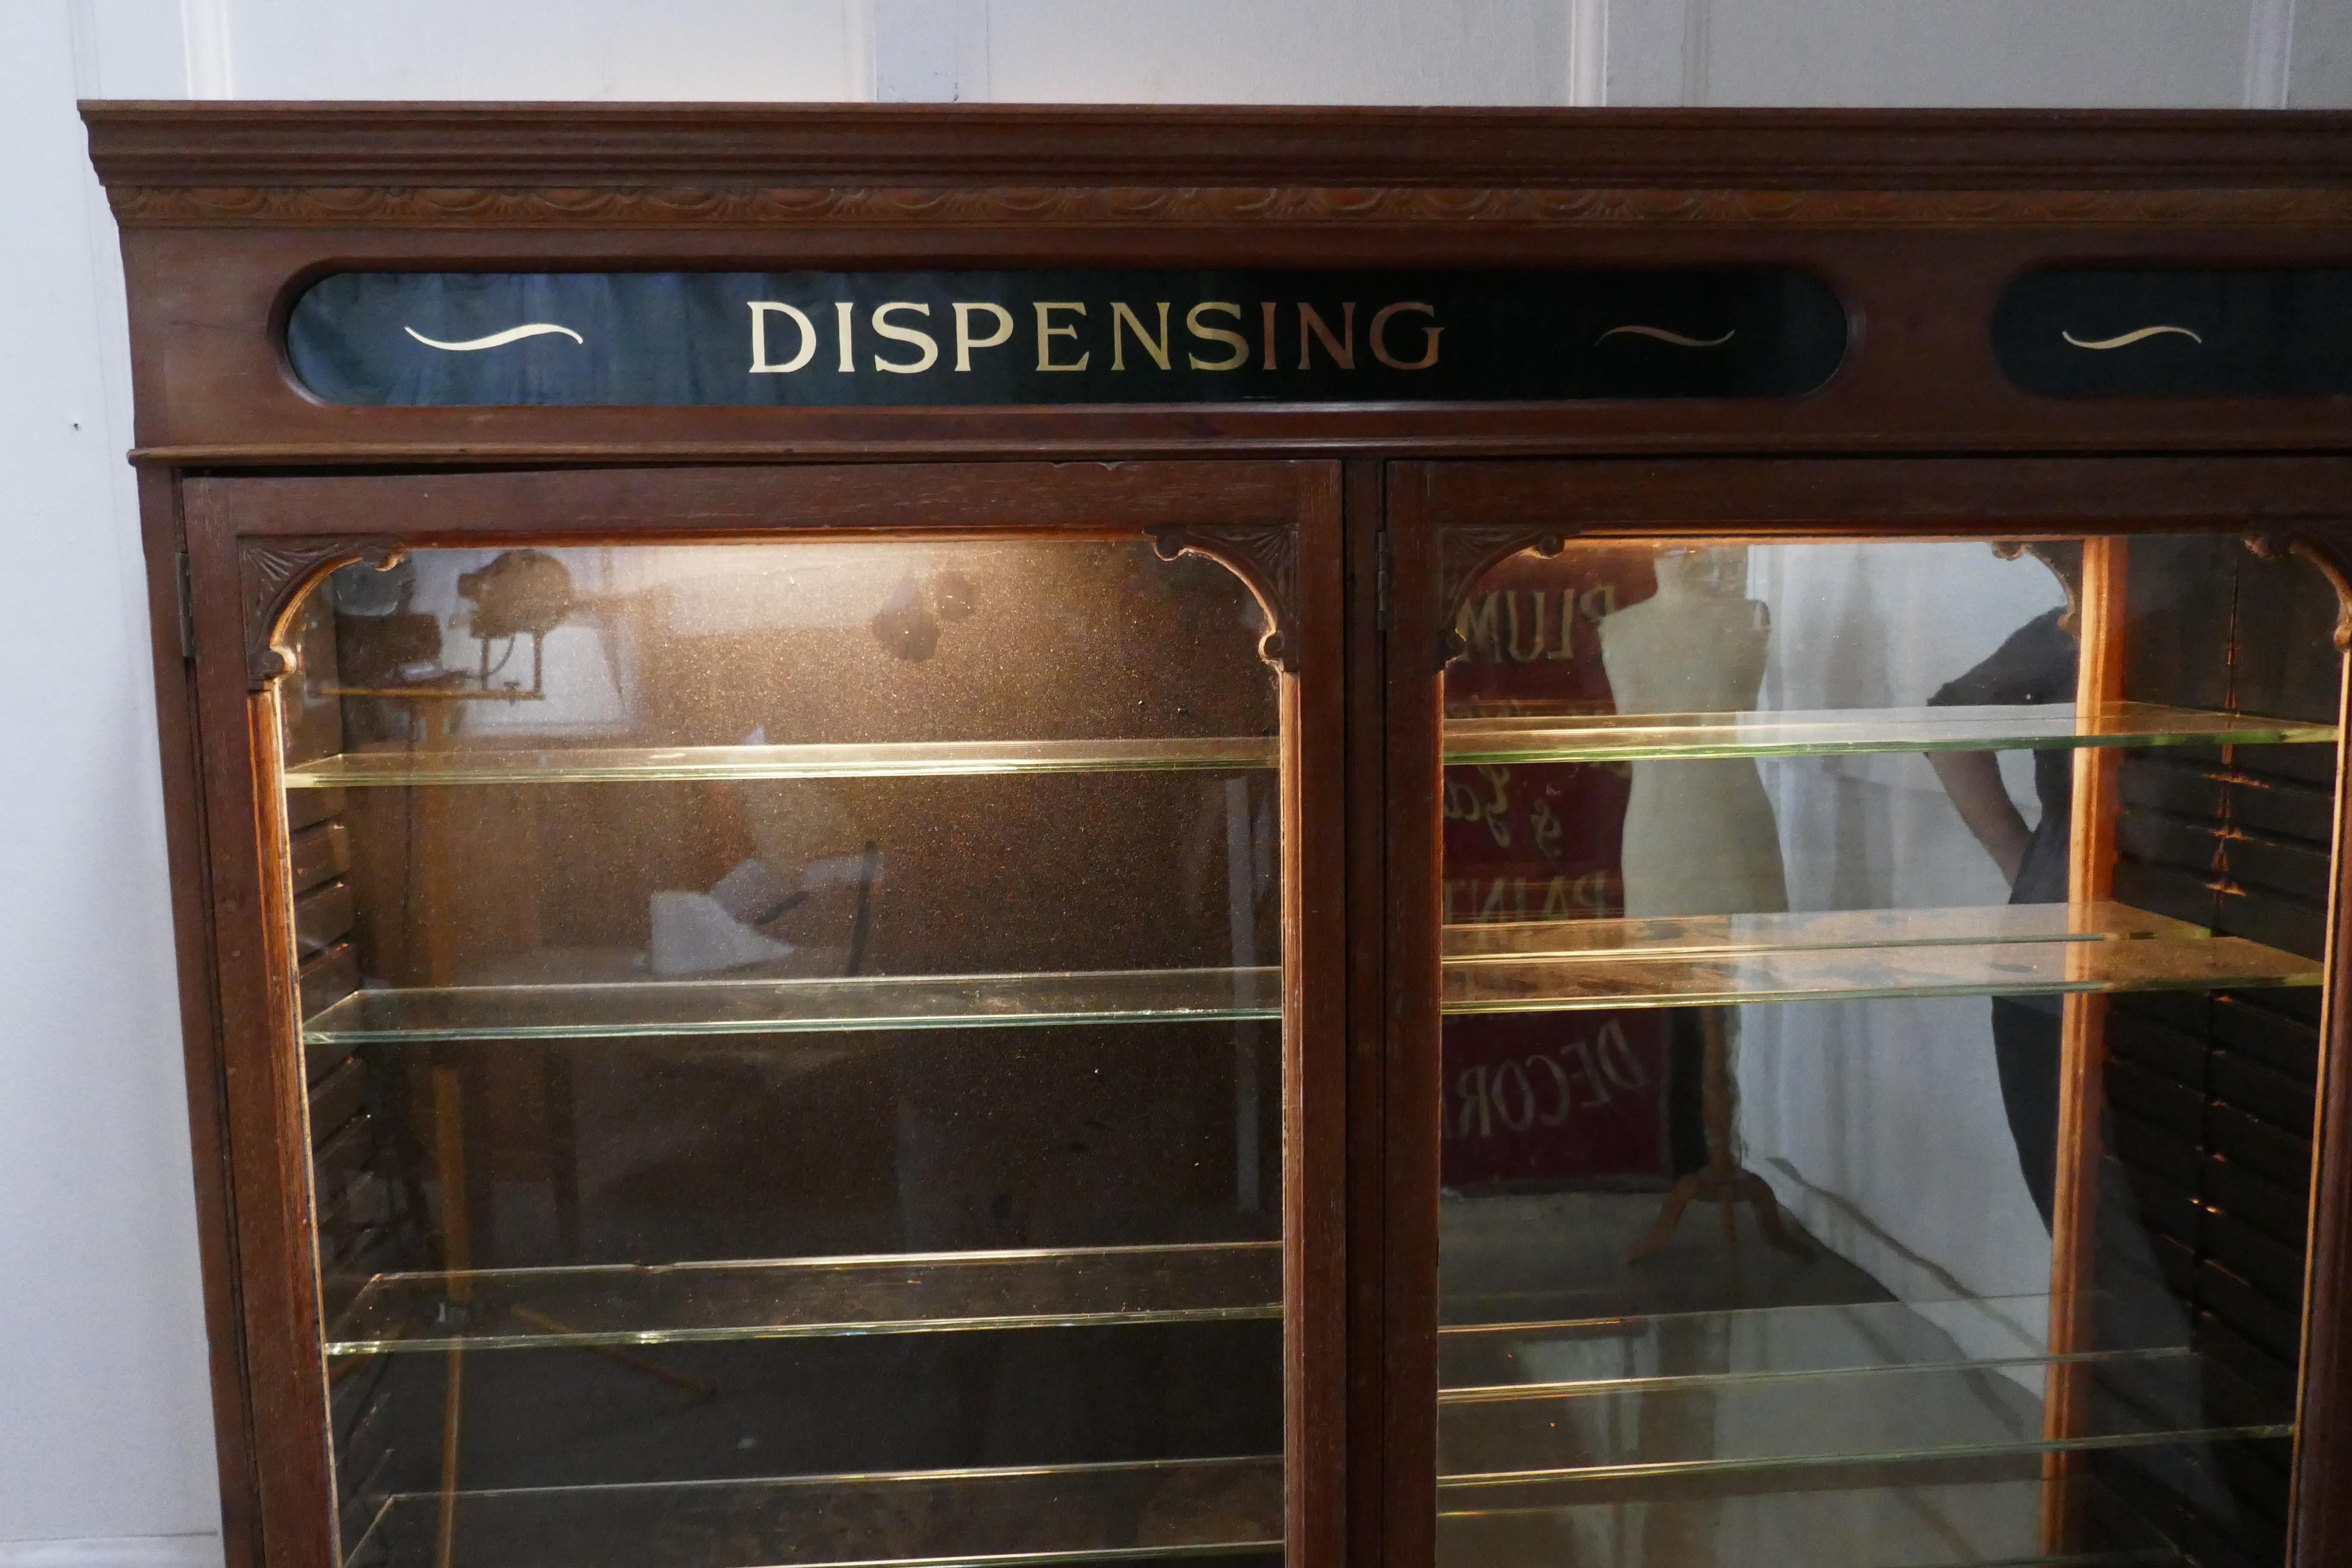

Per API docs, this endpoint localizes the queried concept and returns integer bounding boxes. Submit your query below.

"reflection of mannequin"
[1600,549,1788,920]
[1602,549,1807,1263]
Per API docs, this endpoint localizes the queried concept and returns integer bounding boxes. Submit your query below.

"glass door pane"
[1432,533,2340,1568]
[275,536,1287,1568]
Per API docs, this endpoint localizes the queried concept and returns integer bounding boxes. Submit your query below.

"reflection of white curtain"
[1732,543,2064,1360]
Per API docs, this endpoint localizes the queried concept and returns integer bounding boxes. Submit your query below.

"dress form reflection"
[1601,550,1810,1263]
[1601,549,1789,921]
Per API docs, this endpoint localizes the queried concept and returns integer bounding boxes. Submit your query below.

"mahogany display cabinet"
[82,103,2352,1568]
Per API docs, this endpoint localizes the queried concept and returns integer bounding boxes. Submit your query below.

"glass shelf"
[284,736,1277,789]
[1442,701,2337,765]
[303,966,1283,1043]
[1443,930,2318,1014]
[1437,1348,2289,1491]
[325,1242,1280,1356]
[280,703,2337,791]
[1438,1296,2058,1393]
[1443,903,2205,964]
[1437,1475,2188,1567]
[345,1456,1280,1568]
[304,903,2312,1041]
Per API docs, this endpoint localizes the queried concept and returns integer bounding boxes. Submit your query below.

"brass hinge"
[174,550,194,661]
[1374,530,1392,632]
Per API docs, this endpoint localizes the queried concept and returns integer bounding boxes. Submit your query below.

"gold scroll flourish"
[2060,325,2202,349]
[403,323,584,351]
[1597,325,1735,348]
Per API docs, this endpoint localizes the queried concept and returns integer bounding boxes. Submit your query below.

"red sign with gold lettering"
[1442,548,1672,1189]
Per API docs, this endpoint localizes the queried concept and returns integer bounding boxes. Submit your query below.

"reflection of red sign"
[1442,1011,1670,1186]
[1443,548,1672,1191]
[1447,548,1655,715]
[1443,760,1628,924]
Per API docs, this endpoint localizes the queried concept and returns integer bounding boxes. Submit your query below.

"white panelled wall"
[3,0,2349,1563]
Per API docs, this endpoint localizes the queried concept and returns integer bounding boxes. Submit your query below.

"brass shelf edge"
[1436,1423,2299,1491]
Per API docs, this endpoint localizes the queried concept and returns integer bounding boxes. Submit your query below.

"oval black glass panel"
[287,269,1847,407]
[1997,269,2352,398]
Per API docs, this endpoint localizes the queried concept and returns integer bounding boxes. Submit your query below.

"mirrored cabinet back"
[80,103,2352,1568]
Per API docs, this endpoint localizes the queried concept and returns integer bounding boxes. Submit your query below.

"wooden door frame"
[1382,452,2352,1568]
[168,458,1348,1568]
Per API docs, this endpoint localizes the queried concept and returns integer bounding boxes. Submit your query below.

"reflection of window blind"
[2092,536,2337,1564]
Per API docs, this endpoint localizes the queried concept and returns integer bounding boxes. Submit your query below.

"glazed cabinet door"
[1381,458,2352,1568]
[177,462,1344,1568]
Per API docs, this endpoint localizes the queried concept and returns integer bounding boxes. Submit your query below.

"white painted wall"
[2295,0,2352,103]
[1702,0,2255,107]
[5,0,2348,1562]
[2,3,227,1566]
[214,0,861,100]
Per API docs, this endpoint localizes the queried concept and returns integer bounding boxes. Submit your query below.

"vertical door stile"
[1342,458,1396,1568]
[184,504,342,1568]
[2044,533,2127,1550]
[1381,468,1444,1568]
[1285,460,1351,1568]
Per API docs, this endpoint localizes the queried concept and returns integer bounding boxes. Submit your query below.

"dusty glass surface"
[280,540,1285,1568]
[305,968,1283,1042]
[1434,533,2341,1568]
[352,1458,1282,1568]
[287,735,1277,787]
[328,1240,1282,1355]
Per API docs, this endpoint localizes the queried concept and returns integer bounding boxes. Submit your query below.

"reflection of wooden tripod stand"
[1626,1010,1813,1264]
[425,1065,714,1567]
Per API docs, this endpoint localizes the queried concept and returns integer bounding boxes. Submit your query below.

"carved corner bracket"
[1436,526,1565,668]
[1148,524,1299,673]
[240,537,405,690]
[1991,541,2086,638]
[2244,531,2352,652]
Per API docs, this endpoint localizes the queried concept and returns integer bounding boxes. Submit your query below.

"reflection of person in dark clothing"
[1934,592,2241,1530]
[1927,605,2076,1228]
